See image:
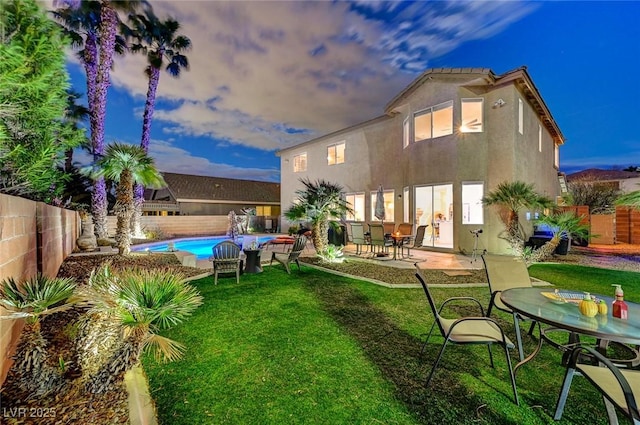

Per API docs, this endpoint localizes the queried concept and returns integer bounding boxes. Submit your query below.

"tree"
[0,0,83,202]
[124,7,191,236]
[616,190,640,210]
[89,142,165,255]
[0,275,77,397]
[482,181,553,253]
[567,179,620,214]
[52,0,143,239]
[285,179,353,255]
[80,265,202,393]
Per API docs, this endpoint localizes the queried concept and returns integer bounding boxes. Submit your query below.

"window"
[293,153,307,172]
[327,142,345,165]
[538,125,542,152]
[345,193,365,221]
[256,206,272,216]
[414,101,453,141]
[462,182,484,224]
[403,117,410,148]
[554,144,559,168]
[460,98,483,133]
[518,98,524,135]
[403,187,409,223]
[370,189,395,221]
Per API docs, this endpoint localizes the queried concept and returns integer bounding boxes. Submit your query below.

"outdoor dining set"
[350,222,429,260]
[415,254,640,424]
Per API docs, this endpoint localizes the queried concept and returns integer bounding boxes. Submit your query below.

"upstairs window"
[414,101,453,141]
[554,144,559,168]
[293,153,307,172]
[538,125,542,152]
[461,98,483,133]
[327,142,345,165]
[403,117,410,148]
[518,98,524,135]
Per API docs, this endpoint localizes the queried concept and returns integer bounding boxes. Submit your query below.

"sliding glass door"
[414,184,453,249]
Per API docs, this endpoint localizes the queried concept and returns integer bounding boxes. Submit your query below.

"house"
[144,172,281,232]
[567,168,640,194]
[277,67,565,254]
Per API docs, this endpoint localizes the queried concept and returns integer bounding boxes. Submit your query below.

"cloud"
[105,1,535,150]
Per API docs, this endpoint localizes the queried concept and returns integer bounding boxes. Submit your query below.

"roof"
[385,66,565,146]
[566,168,640,182]
[160,172,280,204]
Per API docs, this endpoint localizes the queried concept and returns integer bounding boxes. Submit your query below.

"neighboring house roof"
[384,66,564,146]
[566,168,640,182]
[160,172,280,204]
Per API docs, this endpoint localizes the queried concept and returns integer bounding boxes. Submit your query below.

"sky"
[53,0,640,182]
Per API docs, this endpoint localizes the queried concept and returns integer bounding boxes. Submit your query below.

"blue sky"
[57,1,640,182]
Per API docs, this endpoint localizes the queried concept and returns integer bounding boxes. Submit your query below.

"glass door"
[414,184,453,249]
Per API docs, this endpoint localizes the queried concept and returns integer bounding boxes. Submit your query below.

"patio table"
[390,233,412,260]
[501,287,640,424]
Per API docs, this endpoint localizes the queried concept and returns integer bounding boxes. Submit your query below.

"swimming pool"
[132,235,276,260]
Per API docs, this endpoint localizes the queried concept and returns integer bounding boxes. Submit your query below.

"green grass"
[143,263,640,424]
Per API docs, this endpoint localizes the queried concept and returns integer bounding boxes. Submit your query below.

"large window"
[293,153,307,172]
[370,189,395,221]
[327,142,345,165]
[462,182,484,225]
[345,193,365,221]
[414,101,453,141]
[460,98,483,133]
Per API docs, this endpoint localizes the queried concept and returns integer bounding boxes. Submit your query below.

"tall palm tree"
[124,8,191,236]
[52,0,140,238]
[285,178,353,254]
[482,180,553,245]
[0,275,77,396]
[81,265,202,393]
[90,142,165,255]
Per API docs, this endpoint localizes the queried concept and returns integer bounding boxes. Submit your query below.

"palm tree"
[285,178,353,255]
[81,265,202,393]
[0,275,77,396]
[530,211,590,262]
[482,180,553,250]
[90,142,165,255]
[124,7,191,236]
[52,0,141,239]
[616,190,640,210]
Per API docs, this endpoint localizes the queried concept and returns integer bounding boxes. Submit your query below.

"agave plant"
[80,265,202,393]
[0,275,77,397]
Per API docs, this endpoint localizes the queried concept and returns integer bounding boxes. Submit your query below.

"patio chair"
[415,264,519,405]
[210,240,242,285]
[350,222,369,255]
[554,345,640,424]
[368,223,392,256]
[398,224,428,258]
[270,234,306,274]
[481,254,536,361]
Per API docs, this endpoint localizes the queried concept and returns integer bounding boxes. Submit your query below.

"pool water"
[132,235,276,260]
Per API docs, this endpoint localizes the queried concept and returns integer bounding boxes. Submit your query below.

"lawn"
[143,263,640,424]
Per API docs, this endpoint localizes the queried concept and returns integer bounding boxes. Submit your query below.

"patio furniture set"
[415,255,640,424]
[350,222,429,260]
[209,234,308,284]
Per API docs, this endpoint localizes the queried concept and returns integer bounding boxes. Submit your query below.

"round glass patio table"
[500,287,640,346]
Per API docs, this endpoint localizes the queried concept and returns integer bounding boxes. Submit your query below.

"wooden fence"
[615,206,640,244]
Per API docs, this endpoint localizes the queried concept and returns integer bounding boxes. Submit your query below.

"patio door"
[414,184,453,249]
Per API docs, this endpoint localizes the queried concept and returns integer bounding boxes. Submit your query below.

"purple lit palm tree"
[52,0,139,238]
[124,8,191,236]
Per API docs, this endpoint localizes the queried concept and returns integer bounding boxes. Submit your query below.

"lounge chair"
[415,263,519,405]
[368,223,392,256]
[270,235,306,274]
[481,254,535,361]
[554,345,640,424]
[350,223,369,255]
[210,240,242,285]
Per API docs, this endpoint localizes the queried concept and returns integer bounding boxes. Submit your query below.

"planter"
[555,238,570,255]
